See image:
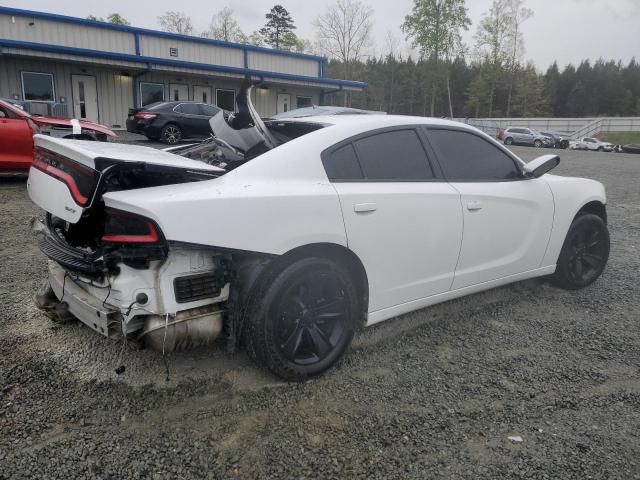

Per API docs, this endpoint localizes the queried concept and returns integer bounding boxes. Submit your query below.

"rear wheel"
[551,213,610,290]
[248,257,358,381]
[161,124,182,144]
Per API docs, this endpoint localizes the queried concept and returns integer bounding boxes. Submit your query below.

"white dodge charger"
[27,85,610,380]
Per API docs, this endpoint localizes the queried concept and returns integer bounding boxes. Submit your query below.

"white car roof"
[281,114,472,130]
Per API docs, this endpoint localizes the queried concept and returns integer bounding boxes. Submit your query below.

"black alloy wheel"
[552,213,610,290]
[161,124,182,145]
[248,257,358,381]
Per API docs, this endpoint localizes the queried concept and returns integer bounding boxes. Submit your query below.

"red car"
[0,99,116,172]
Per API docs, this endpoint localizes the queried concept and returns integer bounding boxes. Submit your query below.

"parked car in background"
[28,81,610,381]
[126,101,221,144]
[498,127,553,148]
[570,137,615,152]
[0,98,116,171]
[269,105,386,120]
[621,144,640,154]
[540,131,570,149]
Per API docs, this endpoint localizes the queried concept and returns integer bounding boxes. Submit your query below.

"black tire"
[504,137,514,146]
[597,146,604,152]
[247,257,359,381]
[551,213,610,290]
[534,139,543,148]
[160,124,182,145]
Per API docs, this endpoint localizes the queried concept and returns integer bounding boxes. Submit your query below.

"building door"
[194,85,212,104]
[169,83,189,101]
[277,93,290,114]
[71,75,99,122]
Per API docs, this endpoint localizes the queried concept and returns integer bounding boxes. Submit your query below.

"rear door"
[426,127,554,289]
[174,103,208,138]
[324,127,463,313]
[0,105,33,169]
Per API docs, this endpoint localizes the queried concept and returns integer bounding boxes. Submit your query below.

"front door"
[326,128,463,313]
[426,127,554,290]
[71,75,99,122]
[276,93,290,114]
[0,105,33,168]
[194,85,212,104]
[169,84,189,102]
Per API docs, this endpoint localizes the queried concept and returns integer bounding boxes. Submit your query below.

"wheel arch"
[577,200,607,224]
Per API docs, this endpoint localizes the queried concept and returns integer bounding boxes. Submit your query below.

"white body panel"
[450,178,554,289]
[333,182,462,312]
[27,166,84,223]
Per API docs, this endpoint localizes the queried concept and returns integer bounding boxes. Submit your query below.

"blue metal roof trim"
[0,6,327,62]
[0,39,367,89]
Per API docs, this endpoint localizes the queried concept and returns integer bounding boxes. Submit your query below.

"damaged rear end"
[28,135,230,351]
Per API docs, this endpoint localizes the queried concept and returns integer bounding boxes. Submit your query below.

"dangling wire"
[162,313,171,381]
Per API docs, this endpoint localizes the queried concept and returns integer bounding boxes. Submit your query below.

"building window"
[140,82,165,107]
[296,96,313,108]
[216,89,236,111]
[22,72,55,102]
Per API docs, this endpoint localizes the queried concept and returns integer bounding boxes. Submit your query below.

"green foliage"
[324,56,639,118]
[87,13,130,25]
[600,132,640,144]
[259,5,297,50]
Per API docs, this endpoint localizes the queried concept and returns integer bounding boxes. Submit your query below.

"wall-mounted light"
[59,97,66,103]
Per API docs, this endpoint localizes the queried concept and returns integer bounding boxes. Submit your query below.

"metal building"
[0,6,366,128]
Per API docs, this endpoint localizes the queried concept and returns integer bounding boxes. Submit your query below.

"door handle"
[354,203,377,213]
[466,201,483,211]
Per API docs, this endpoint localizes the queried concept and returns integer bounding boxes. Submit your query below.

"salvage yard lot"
[1,147,639,479]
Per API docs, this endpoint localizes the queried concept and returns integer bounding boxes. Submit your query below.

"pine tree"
[259,5,297,50]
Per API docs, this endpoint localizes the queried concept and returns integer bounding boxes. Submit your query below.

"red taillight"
[101,208,161,244]
[134,112,157,120]
[31,147,98,207]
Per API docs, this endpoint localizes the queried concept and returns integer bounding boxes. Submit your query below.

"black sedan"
[126,102,221,144]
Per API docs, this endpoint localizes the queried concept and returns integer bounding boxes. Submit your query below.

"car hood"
[32,116,116,137]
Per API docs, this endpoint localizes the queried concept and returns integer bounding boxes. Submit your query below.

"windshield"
[0,99,31,117]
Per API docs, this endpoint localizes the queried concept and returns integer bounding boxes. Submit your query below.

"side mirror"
[523,154,560,178]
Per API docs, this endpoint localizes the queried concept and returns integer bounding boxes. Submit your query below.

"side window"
[323,143,363,181]
[199,104,220,117]
[428,129,522,181]
[353,129,433,180]
[175,103,200,115]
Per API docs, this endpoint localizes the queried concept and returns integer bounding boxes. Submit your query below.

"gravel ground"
[1,146,639,479]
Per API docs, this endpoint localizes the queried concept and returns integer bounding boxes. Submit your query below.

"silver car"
[502,127,553,148]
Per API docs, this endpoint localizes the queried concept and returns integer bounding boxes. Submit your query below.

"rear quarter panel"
[541,174,607,267]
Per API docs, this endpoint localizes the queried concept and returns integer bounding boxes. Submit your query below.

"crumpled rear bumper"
[48,261,121,338]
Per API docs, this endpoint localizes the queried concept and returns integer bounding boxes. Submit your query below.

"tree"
[505,0,533,116]
[246,31,265,47]
[87,13,130,25]
[473,0,512,117]
[315,0,374,81]
[402,0,471,117]
[202,7,246,43]
[158,11,194,35]
[259,5,297,50]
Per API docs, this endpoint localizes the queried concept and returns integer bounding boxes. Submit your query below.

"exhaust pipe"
[139,305,223,353]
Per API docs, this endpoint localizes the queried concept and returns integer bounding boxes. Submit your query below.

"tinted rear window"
[323,143,363,180]
[353,129,433,180]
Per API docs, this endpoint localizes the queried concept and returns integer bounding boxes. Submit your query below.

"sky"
[3,0,639,70]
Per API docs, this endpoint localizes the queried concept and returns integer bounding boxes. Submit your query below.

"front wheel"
[248,257,359,381]
[534,139,543,148]
[551,213,610,290]
[504,137,514,146]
